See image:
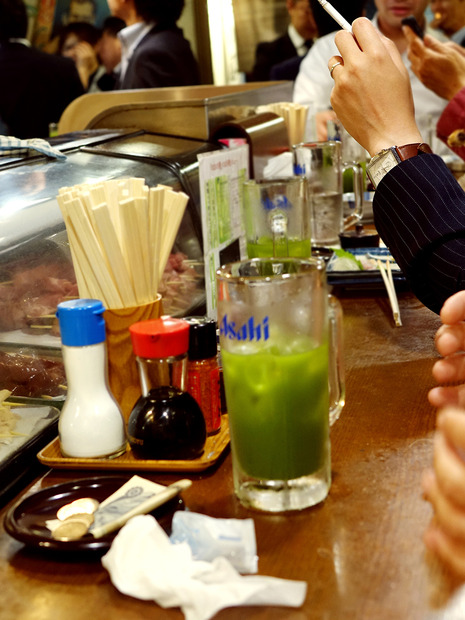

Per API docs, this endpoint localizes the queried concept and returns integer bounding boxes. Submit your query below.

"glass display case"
[0,128,220,402]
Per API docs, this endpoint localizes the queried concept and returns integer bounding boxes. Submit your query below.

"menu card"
[197,145,249,319]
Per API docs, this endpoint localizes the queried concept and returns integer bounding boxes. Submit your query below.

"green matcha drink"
[246,237,312,259]
[222,341,329,481]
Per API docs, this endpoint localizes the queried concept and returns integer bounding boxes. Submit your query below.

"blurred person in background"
[250,0,318,82]
[46,0,99,54]
[403,24,465,160]
[430,0,465,45]
[95,16,125,90]
[0,0,84,139]
[108,0,200,89]
[294,0,450,153]
[58,21,103,91]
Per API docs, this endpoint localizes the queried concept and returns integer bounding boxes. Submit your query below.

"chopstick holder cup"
[104,296,162,421]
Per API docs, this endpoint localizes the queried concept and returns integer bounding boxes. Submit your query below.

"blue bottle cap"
[56,299,106,346]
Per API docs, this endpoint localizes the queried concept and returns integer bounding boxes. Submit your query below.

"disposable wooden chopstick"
[386,260,402,326]
[158,190,189,280]
[65,195,123,308]
[65,215,108,302]
[91,202,137,308]
[58,178,188,309]
[135,194,152,297]
[119,196,151,305]
[56,195,90,296]
[148,186,165,295]
[377,259,402,327]
[256,102,309,146]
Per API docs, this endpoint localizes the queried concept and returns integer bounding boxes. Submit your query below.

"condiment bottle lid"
[129,316,190,358]
[185,316,217,360]
[56,299,107,347]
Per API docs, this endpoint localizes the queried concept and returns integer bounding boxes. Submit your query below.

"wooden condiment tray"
[37,416,229,472]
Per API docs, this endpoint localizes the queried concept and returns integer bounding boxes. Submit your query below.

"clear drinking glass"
[241,177,311,258]
[293,141,363,246]
[217,257,344,512]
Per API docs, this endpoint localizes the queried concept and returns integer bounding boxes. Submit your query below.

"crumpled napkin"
[0,135,66,161]
[102,514,307,620]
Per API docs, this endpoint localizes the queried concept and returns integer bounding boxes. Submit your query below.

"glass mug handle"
[342,161,363,230]
[328,294,345,425]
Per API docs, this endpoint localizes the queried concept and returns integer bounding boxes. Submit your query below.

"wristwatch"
[367,143,433,189]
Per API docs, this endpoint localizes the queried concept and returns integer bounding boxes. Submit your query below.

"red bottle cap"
[129,316,190,358]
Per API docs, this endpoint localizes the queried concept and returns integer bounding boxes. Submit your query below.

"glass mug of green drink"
[217,257,344,512]
[293,141,363,246]
[241,177,311,259]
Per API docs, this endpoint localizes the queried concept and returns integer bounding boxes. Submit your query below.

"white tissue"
[102,514,307,620]
[262,151,294,179]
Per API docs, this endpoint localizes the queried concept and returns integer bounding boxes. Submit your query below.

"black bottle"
[128,316,206,460]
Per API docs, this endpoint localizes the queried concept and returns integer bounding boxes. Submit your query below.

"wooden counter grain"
[0,291,460,620]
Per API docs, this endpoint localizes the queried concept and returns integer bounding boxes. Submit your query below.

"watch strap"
[395,143,433,161]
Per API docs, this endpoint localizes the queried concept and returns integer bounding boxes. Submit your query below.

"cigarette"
[317,0,352,32]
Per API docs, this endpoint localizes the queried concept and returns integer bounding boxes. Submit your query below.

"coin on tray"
[51,517,93,541]
[56,497,99,521]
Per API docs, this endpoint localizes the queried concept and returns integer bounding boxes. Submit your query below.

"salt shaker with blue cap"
[56,299,127,459]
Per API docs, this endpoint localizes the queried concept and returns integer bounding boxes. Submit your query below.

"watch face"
[368,150,399,188]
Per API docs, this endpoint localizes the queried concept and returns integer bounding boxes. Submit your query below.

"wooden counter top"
[1,291,460,620]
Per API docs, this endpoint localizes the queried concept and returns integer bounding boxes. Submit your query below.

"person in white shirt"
[294,0,450,154]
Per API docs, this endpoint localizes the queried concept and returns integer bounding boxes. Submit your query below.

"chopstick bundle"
[377,259,402,327]
[56,179,188,309]
[256,102,309,146]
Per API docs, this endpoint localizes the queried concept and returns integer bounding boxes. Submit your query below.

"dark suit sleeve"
[250,34,297,82]
[250,41,275,81]
[125,46,172,88]
[122,29,199,89]
[373,153,465,314]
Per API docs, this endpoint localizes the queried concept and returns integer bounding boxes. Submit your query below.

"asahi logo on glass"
[219,315,269,342]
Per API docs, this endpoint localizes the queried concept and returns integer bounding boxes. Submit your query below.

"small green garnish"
[333,248,364,270]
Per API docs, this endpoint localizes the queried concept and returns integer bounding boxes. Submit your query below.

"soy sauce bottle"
[128,316,206,460]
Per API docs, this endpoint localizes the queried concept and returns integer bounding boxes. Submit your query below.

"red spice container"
[185,317,221,435]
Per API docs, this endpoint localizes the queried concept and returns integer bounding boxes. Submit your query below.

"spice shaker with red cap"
[128,316,206,460]
[185,316,221,435]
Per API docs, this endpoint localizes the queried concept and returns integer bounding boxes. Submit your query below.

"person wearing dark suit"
[250,0,318,82]
[107,0,200,89]
[0,0,84,139]
[269,51,307,81]
[328,17,465,315]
